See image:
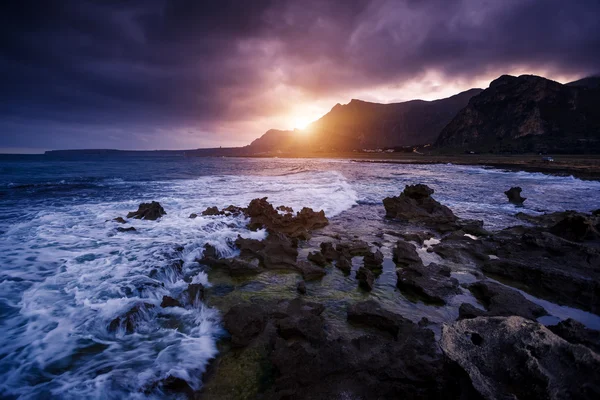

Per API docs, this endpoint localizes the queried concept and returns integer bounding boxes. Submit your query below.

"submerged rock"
[335,255,352,274]
[296,281,306,295]
[396,262,459,305]
[160,295,181,308]
[183,283,205,304]
[319,242,338,261]
[383,184,457,227]
[189,213,198,219]
[116,226,136,232]
[442,316,600,400]
[363,249,384,271]
[113,217,126,224]
[126,201,166,220]
[108,302,155,334]
[307,251,328,267]
[356,266,374,291]
[504,186,526,204]
[295,261,326,281]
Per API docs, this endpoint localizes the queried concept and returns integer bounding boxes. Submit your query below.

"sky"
[1,0,599,153]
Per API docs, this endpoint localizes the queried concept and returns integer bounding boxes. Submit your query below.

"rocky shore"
[115,185,600,399]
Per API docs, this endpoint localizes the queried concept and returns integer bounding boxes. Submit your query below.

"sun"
[290,114,314,130]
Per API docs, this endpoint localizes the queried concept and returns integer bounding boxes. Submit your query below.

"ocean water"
[1,154,599,399]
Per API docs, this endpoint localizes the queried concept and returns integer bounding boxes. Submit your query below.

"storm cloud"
[1,0,599,151]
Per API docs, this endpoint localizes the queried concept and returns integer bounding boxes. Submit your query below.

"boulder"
[336,240,370,257]
[383,184,457,226]
[319,242,338,261]
[307,251,328,267]
[504,186,526,204]
[116,226,136,232]
[549,319,600,354]
[126,201,166,220]
[335,255,352,274]
[441,316,600,400]
[396,262,459,305]
[295,261,326,281]
[189,213,198,219]
[363,249,384,271]
[356,266,374,291]
[466,281,547,320]
[160,295,181,308]
[108,302,155,334]
[201,206,221,216]
[392,239,422,267]
[113,217,126,224]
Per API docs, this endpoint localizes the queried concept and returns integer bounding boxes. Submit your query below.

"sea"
[1,154,599,399]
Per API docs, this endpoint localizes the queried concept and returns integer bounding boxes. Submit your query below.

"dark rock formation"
[504,186,526,204]
[246,197,328,239]
[336,240,370,257]
[183,283,205,304]
[189,213,198,219]
[126,201,166,220]
[202,206,221,216]
[222,303,267,347]
[442,316,600,400]
[108,302,155,333]
[307,251,328,267]
[436,74,600,154]
[392,239,421,266]
[465,281,546,320]
[347,300,415,338]
[296,281,306,295]
[335,255,352,274]
[549,214,599,242]
[113,217,126,224]
[234,233,298,271]
[549,319,600,354]
[295,261,326,281]
[396,262,459,304]
[160,295,181,308]
[319,242,338,261]
[383,184,457,227]
[363,249,384,270]
[356,266,374,291]
[116,226,136,232]
[398,231,434,245]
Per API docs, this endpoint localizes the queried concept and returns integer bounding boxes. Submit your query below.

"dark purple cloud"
[1,0,599,151]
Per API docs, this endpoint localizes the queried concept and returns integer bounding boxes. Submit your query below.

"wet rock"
[183,283,205,304]
[458,303,487,319]
[296,281,306,295]
[126,201,166,220]
[234,233,299,271]
[307,251,328,267]
[116,226,136,232]
[222,205,244,216]
[396,262,459,305]
[200,243,261,276]
[108,302,155,333]
[363,249,383,271]
[504,186,526,204]
[336,240,370,257]
[549,214,599,242]
[466,281,547,320]
[549,319,600,353]
[161,376,195,398]
[223,303,267,347]
[295,261,326,281]
[383,184,457,227]
[202,206,221,216]
[319,242,338,261]
[246,197,328,239]
[335,255,352,274]
[160,295,181,308]
[392,239,422,267]
[113,217,126,224]
[356,266,374,291]
[276,205,293,213]
[442,316,600,400]
[398,231,434,245]
[347,300,415,338]
[189,213,198,219]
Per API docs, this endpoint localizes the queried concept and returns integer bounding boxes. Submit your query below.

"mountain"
[248,88,482,153]
[567,75,600,89]
[435,74,600,154]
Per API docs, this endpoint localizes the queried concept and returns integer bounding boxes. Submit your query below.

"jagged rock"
[549,214,599,242]
[222,205,244,216]
[319,242,338,261]
[108,302,155,333]
[276,205,293,213]
[441,316,600,400]
[335,255,352,274]
[356,266,374,291]
[392,239,422,266]
[336,240,370,257]
[458,303,487,319]
[202,206,221,216]
[347,300,416,338]
[307,251,328,267]
[199,244,261,276]
[296,281,306,295]
[383,184,457,227]
[549,319,600,353]
[189,213,198,219]
[504,186,526,204]
[183,283,205,304]
[295,261,326,281]
[245,197,328,239]
[126,201,166,220]
[233,233,298,271]
[396,262,459,304]
[117,226,136,232]
[363,249,384,270]
[465,281,547,320]
[160,295,181,308]
[113,217,126,224]
[223,303,267,347]
[398,231,434,245]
